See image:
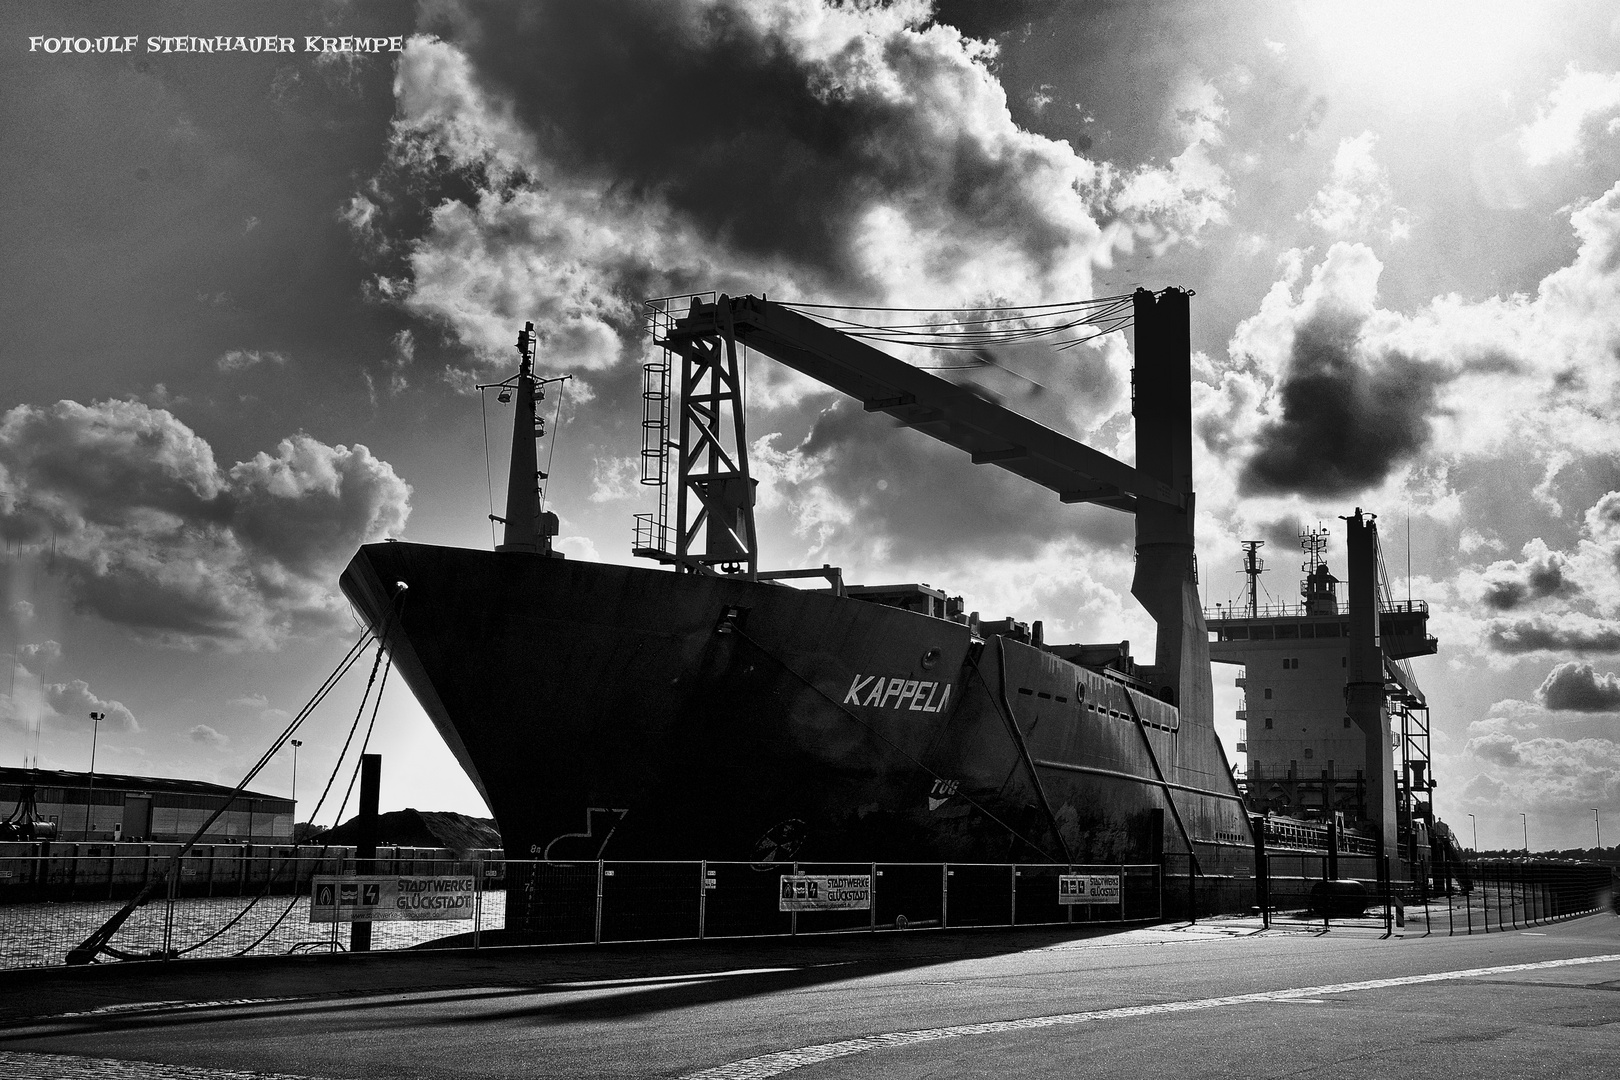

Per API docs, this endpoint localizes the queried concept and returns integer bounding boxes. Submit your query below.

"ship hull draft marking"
[677,954,1620,1080]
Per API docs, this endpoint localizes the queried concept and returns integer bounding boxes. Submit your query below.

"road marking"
[679,953,1620,1079]
[0,1050,314,1079]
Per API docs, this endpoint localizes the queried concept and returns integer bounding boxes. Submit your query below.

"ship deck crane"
[643,288,1205,715]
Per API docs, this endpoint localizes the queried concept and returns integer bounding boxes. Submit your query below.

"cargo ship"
[340,290,1255,894]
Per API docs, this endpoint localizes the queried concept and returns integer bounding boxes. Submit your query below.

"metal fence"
[0,858,1161,970]
[1399,860,1616,937]
[1252,853,1616,935]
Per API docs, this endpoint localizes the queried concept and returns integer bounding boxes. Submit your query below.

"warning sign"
[1058,874,1121,904]
[778,874,872,912]
[310,875,477,923]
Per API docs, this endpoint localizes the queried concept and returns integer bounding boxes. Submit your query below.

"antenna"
[1299,524,1328,601]
[1240,540,1266,619]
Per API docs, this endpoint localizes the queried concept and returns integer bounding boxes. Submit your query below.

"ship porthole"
[1075,681,1086,702]
[921,648,941,671]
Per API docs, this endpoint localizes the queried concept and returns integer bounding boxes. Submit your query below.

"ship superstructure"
[1207,515,1439,862]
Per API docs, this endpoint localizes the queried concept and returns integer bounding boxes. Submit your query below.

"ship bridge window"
[1018,687,1033,696]
[1264,688,1272,699]
[1037,691,1051,699]
[1055,695,1068,703]
[1264,718,1273,729]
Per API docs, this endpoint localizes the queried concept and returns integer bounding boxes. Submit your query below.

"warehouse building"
[0,767,293,843]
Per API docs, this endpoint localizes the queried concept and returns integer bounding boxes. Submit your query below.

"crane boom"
[664,294,1185,513]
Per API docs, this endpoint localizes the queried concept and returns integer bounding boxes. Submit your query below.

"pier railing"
[0,857,1160,970]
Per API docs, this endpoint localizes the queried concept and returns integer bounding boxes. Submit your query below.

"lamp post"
[290,739,303,842]
[84,711,103,841]
[1594,808,1601,851]
[1520,812,1528,855]
[1467,813,1476,852]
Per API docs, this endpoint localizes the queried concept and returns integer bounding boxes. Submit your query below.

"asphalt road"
[1,915,1617,1078]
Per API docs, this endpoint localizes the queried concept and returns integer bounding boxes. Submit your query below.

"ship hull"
[341,543,1252,879]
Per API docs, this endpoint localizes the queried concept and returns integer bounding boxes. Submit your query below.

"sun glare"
[1296,0,1544,107]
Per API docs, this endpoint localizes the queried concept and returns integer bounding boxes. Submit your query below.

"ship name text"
[843,675,953,713]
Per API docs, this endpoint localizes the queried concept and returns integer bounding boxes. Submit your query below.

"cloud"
[1300,132,1410,240]
[216,349,289,373]
[1520,66,1620,166]
[18,640,61,664]
[1234,244,1449,496]
[0,399,411,648]
[1483,612,1620,655]
[588,456,641,503]
[1479,539,1581,610]
[229,693,269,710]
[43,678,139,733]
[1536,661,1620,712]
[9,600,34,621]
[353,5,1232,375]
[1458,730,1620,819]
[188,723,228,749]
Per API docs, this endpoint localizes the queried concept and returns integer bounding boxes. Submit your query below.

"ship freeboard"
[340,289,1257,909]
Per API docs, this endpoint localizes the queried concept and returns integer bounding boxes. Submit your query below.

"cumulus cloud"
[18,640,61,664]
[1300,132,1410,240]
[1478,539,1581,610]
[2,668,139,735]
[1221,177,1620,500]
[1483,612,1620,655]
[46,679,139,733]
[0,399,411,648]
[188,723,228,748]
[216,349,289,373]
[1457,729,1620,824]
[1536,661,1620,711]
[1233,244,1450,496]
[353,4,1232,376]
[1520,66,1620,166]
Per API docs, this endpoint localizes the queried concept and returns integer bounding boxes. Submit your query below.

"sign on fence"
[310,875,477,923]
[1058,874,1121,904]
[778,874,871,912]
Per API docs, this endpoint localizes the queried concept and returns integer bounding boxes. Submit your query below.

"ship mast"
[498,322,550,554]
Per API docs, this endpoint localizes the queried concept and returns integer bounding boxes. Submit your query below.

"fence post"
[1253,815,1269,930]
[699,861,708,940]
[473,856,483,950]
[163,862,177,960]
[1067,865,1074,925]
[870,863,877,932]
[941,865,949,929]
[594,860,604,945]
[1187,852,1196,925]
[1010,865,1017,927]
[790,862,798,937]
[1382,855,1393,936]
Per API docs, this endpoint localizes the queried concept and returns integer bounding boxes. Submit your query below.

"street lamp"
[84,711,103,841]
[1467,813,1477,852]
[290,739,303,839]
[1594,808,1601,851]
[1520,812,1528,855]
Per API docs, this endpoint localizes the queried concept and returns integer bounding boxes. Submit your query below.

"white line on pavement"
[678,952,1620,1080]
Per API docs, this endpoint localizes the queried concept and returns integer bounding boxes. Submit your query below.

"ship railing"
[1205,598,1430,621]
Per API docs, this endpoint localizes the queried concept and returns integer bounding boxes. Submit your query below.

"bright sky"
[3,0,1619,851]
